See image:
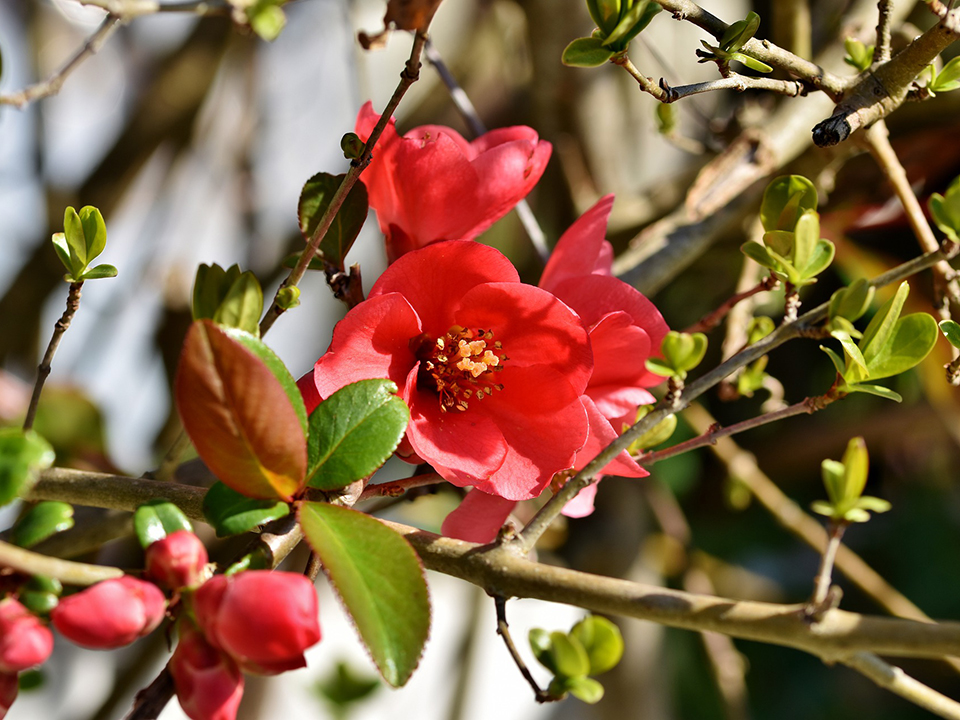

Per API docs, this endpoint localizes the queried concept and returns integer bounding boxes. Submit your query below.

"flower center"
[414,326,506,412]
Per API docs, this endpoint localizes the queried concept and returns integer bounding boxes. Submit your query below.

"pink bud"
[0,598,53,673]
[170,621,244,720]
[0,672,18,720]
[193,571,320,675]
[51,577,166,649]
[146,531,208,589]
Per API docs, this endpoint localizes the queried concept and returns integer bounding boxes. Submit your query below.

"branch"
[812,9,960,147]
[842,653,960,720]
[259,30,429,335]
[519,242,956,552]
[684,276,777,334]
[0,17,122,109]
[494,596,552,703]
[23,282,84,430]
[0,539,123,585]
[357,473,446,502]
[874,0,894,64]
[658,75,807,102]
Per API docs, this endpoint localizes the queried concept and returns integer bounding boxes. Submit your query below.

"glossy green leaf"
[549,631,590,678]
[133,500,193,548]
[829,278,874,323]
[306,379,409,491]
[799,239,835,281]
[193,264,242,321]
[21,576,62,614]
[299,502,430,687]
[644,357,674,377]
[833,331,868,377]
[214,272,263,336]
[660,331,707,375]
[820,459,846,507]
[728,52,773,73]
[0,429,55,507]
[792,210,818,271]
[721,11,760,53]
[929,175,960,243]
[564,676,605,704]
[839,436,869,503]
[747,316,775,344]
[62,207,89,269]
[78,206,107,262]
[570,616,624,675]
[603,0,659,47]
[741,241,779,271]
[859,282,909,366]
[80,264,118,280]
[202,481,290,537]
[529,628,557,673]
[737,356,768,396]
[298,172,369,268]
[175,320,307,500]
[930,56,960,92]
[820,344,847,377]
[627,406,677,452]
[562,37,615,67]
[863,311,938,381]
[856,496,892,514]
[51,233,81,279]
[940,319,960,348]
[11,501,74,548]
[843,37,874,72]
[843,383,903,402]
[593,0,620,32]
[760,176,818,233]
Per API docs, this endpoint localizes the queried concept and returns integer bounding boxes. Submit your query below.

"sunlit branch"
[874,0,894,63]
[0,539,123,585]
[659,75,806,102]
[357,473,446,502]
[842,653,960,720]
[611,55,669,101]
[0,16,122,109]
[518,242,957,553]
[685,276,777,334]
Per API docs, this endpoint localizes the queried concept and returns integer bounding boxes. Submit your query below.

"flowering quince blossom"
[0,598,53,674]
[170,621,244,720]
[50,576,166,649]
[303,240,594,501]
[191,571,321,676]
[355,102,552,262]
[443,196,670,542]
[145,530,209,590]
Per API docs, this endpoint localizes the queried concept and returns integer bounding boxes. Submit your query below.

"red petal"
[312,293,421,400]
[539,195,615,292]
[575,395,646,479]
[561,482,598,519]
[441,490,516,543]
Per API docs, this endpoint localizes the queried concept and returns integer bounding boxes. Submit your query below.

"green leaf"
[830,278,874,323]
[11,501,74,548]
[930,56,960,93]
[51,233,81,279]
[213,272,263,336]
[929,175,960,242]
[856,496,892,514]
[193,264,241,321]
[175,320,307,500]
[843,37,874,72]
[202,481,290,537]
[548,631,590,678]
[133,500,193,548]
[842,383,903,402]
[644,357,674,377]
[811,500,834,517]
[562,37,615,67]
[728,52,773,73]
[820,459,846,506]
[660,331,707,374]
[760,175,818,233]
[341,133,365,161]
[820,345,847,378]
[747,316,775,344]
[741,241,779,271]
[603,0,660,47]
[832,330,868,377]
[316,661,380,708]
[530,628,558,673]
[798,238,835,281]
[792,210,818,271]
[78,206,107,262]
[564,676,605,704]
[62,207,88,270]
[306,379,409,491]
[0,429,55,506]
[80,264,118,280]
[859,282,909,366]
[20,576,62,616]
[627,407,677,452]
[721,11,760,53]
[298,502,430,687]
[839,436,869,503]
[843,507,872,523]
[298,172,369,269]
[570,616,624,675]
[941,319,960,348]
[863,311,938,381]
[592,0,621,32]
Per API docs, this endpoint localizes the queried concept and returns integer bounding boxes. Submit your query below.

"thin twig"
[304,551,323,582]
[808,521,847,613]
[842,653,960,720]
[259,31,429,336]
[639,394,835,466]
[874,0,894,64]
[659,75,806,102]
[612,55,669,101]
[423,41,549,264]
[685,276,777,334]
[515,243,956,554]
[494,596,553,703]
[357,473,445,502]
[0,17,122,109]
[23,282,84,430]
[67,0,229,16]
[123,667,175,720]
[0,539,123,585]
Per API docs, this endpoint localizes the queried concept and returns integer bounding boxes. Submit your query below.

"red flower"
[0,598,52,673]
[51,577,166,649]
[442,197,669,542]
[355,102,552,262]
[306,241,593,501]
[170,621,244,720]
[192,571,320,676]
[146,531,209,590]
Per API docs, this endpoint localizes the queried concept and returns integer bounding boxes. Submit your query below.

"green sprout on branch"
[812,437,890,524]
[922,56,960,97]
[51,206,117,283]
[929,174,960,243]
[529,615,624,703]
[562,0,661,67]
[843,38,875,73]
[696,12,772,73]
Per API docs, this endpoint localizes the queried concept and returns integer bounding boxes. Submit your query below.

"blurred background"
[2,0,960,718]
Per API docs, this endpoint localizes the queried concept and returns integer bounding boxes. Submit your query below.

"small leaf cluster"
[826,278,875,338]
[812,437,890,523]
[923,56,960,96]
[51,206,117,282]
[697,12,772,73]
[843,38,874,72]
[645,331,707,380]
[929,174,960,243]
[820,281,938,402]
[742,175,834,289]
[529,616,624,703]
[561,0,661,67]
[192,263,264,336]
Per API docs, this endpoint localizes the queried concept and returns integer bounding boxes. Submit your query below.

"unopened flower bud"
[146,531,208,590]
[51,577,166,649]
[0,598,53,673]
[193,571,320,675]
[170,621,244,720]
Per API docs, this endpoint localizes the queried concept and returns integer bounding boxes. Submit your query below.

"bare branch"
[0,539,124,585]
[874,0,894,63]
[842,653,960,720]
[659,75,806,102]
